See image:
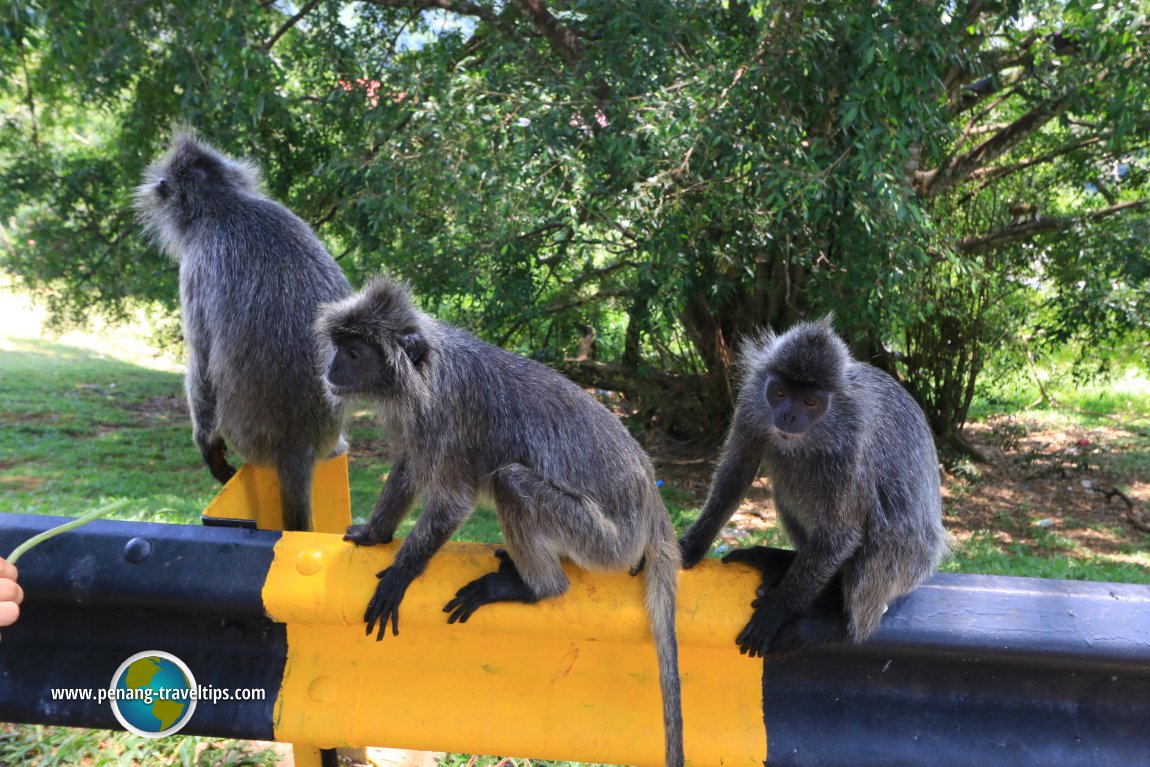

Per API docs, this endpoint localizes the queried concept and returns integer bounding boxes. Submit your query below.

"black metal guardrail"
[1,512,1148,767]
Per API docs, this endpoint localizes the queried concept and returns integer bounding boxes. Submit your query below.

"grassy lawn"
[1,285,1147,765]
[941,376,1150,581]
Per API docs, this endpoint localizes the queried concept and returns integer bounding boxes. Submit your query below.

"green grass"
[437,759,616,767]
[970,360,1150,426]
[0,725,279,767]
[0,339,214,523]
[951,362,1150,583]
[942,528,1150,581]
[0,337,506,544]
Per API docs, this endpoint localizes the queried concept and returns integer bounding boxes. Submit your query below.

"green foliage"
[1,1,1148,446]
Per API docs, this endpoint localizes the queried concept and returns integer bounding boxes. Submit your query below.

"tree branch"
[18,37,40,151]
[916,93,1072,198]
[263,0,320,51]
[944,28,1082,115]
[359,0,499,23]
[967,134,1104,189]
[511,0,585,65]
[542,289,631,316]
[957,199,1147,254]
[949,57,1031,114]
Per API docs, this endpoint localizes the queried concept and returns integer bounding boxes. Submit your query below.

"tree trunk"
[937,425,991,464]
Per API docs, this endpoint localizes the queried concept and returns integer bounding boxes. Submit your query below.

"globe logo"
[109,651,198,738]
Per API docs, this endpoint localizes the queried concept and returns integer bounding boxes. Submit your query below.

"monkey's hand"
[201,437,237,485]
[365,567,410,640]
[344,524,393,547]
[721,546,796,592]
[736,594,792,658]
[443,549,535,624]
[678,535,709,569]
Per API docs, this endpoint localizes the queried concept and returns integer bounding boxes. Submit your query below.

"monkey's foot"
[365,567,410,641]
[443,549,536,624]
[768,612,850,655]
[736,596,792,658]
[344,524,393,547]
[722,546,797,592]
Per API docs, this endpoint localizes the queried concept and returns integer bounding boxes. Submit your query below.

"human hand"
[0,557,23,628]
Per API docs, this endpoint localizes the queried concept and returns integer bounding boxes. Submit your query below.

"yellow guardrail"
[204,454,765,766]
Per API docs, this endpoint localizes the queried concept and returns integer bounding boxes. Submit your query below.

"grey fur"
[316,276,684,767]
[135,130,350,531]
[679,317,947,653]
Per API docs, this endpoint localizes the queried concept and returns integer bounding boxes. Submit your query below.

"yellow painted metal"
[201,454,353,533]
[263,531,766,766]
[205,455,765,764]
[202,453,354,767]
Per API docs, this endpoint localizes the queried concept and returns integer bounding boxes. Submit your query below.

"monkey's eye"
[774,388,786,398]
[346,347,360,361]
[803,398,818,408]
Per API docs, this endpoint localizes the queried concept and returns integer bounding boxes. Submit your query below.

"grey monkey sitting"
[315,276,685,767]
[679,317,947,656]
[136,131,350,531]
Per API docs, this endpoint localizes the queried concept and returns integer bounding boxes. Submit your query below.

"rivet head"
[308,675,336,704]
[295,549,324,576]
[123,537,153,563]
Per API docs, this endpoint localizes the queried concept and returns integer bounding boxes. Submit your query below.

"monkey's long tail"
[643,532,685,767]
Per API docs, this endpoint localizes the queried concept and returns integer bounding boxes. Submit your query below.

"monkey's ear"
[398,332,426,366]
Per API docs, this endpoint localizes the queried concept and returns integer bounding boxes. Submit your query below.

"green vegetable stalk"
[6,499,129,564]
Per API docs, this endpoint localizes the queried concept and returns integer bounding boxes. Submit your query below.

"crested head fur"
[316,276,423,348]
[314,275,436,412]
[134,128,263,259]
[747,315,849,392]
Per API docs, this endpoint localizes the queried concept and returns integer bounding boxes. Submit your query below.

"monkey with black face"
[136,131,350,531]
[679,317,947,657]
[316,277,684,767]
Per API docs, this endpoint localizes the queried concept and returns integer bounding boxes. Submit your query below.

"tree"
[900,1,1150,455]
[2,0,1147,452]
